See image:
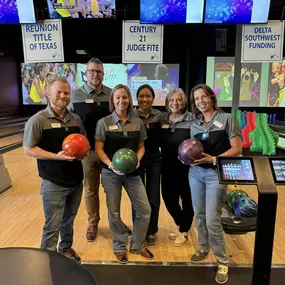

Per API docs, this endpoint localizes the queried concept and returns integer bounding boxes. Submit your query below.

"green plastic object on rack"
[250,113,279,156]
[269,128,279,146]
[260,113,278,156]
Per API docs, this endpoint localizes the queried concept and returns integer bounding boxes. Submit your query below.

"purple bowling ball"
[178,139,204,164]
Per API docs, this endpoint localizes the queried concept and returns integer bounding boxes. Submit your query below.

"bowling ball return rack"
[221,203,256,234]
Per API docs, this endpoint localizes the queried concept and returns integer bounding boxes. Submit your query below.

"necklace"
[201,122,214,141]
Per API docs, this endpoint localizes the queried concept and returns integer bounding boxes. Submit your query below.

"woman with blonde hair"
[160,88,194,247]
[95,84,154,264]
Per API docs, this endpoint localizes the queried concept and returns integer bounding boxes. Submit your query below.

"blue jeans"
[40,179,83,252]
[101,168,151,253]
[132,151,161,235]
[189,166,229,264]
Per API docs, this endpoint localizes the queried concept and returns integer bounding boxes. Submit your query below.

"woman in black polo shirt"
[132,84,161,246]
[160,88,194,247]
[188,84,242,284]
[95,84,153,264]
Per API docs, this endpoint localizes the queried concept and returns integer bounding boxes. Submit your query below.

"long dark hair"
[136,84,155,99]
[190,84,222,119]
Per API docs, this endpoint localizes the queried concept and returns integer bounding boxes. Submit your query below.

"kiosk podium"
[220,157,257,234]
[217,156,278,285]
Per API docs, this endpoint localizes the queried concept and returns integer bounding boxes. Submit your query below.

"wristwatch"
[212,156,217,166]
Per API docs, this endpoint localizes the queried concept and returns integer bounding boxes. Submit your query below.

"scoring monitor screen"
[47,0,116,19]
[204,0,270,24]
[0,0,36,24]
[269,159,285,183]
[217,157,257,184]
[21,62,179,106]
[140,0,204,24]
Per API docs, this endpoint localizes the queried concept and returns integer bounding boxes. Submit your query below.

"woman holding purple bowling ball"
[188,84,242,284]
[160,88,194,247]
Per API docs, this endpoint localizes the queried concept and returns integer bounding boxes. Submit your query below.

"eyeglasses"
[86,69,103,75]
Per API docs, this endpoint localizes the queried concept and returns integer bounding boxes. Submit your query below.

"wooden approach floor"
[1,147,285,265]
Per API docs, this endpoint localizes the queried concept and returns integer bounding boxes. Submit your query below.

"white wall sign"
[241,20,284,63]
[122,20,164,63]
[21,19,64,63]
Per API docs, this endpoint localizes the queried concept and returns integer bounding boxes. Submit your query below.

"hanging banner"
[122,20,163,63]
[21,19,64,63]
[241,20,284,63]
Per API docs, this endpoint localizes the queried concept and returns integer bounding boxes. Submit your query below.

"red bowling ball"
[178,139,204,164]
[62,134,90,159]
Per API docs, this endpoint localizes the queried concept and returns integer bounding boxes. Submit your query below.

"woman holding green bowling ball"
[189,84,242,284]
[95,84,154,264]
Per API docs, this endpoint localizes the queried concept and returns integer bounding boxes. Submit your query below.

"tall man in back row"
[71,57,131,241]
[70,58,110,241]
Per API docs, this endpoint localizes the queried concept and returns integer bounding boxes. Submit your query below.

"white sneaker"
[169,228,180,240]
[215,264,229,284]
[174,231,188,246]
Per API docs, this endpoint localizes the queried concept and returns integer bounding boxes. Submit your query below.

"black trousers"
[132,151,161,235]
[161,160,194,233]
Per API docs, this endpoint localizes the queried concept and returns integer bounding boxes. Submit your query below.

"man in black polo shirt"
[23,77,86,262]
[70,58,131,242]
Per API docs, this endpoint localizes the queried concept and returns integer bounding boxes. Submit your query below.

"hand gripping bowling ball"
[178,139,204,164]
[62,134,90,158]
[112,148,138,174]
[227,189,249,209]
[234,197,258,217]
